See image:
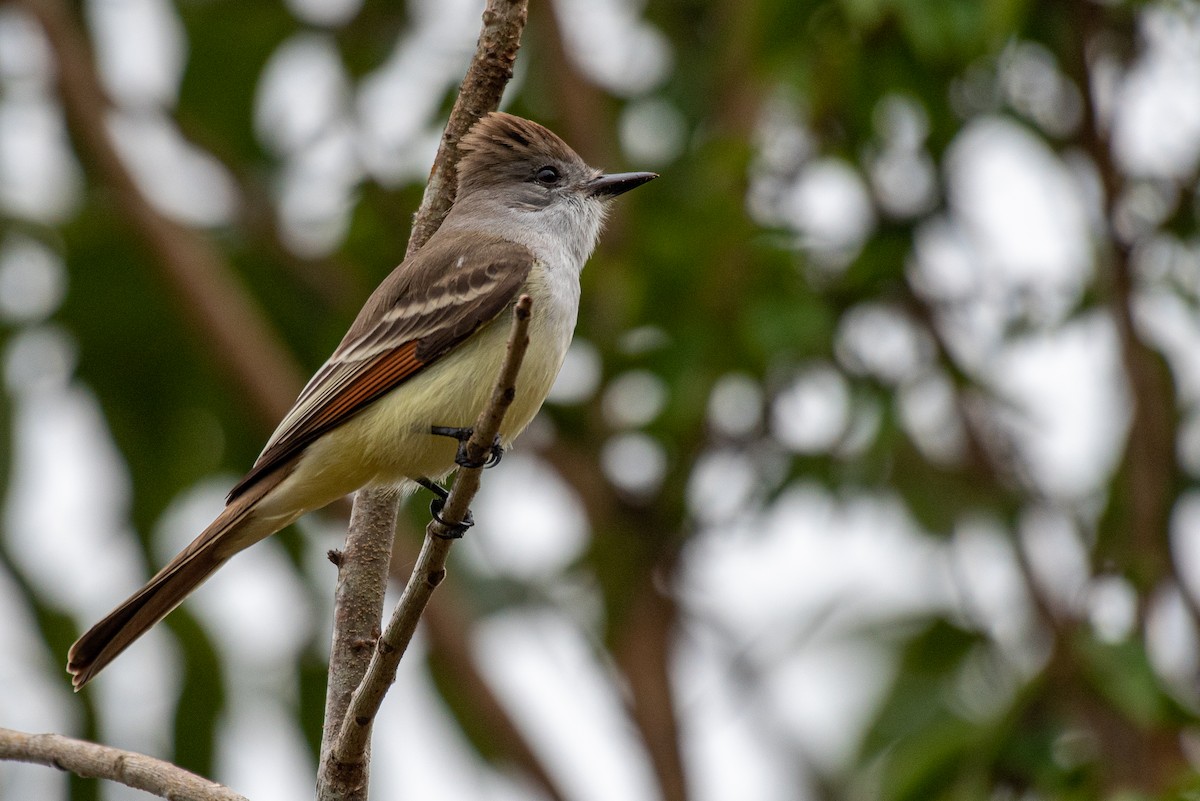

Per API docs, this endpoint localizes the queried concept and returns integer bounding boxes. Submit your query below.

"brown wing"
[227,234,534,501]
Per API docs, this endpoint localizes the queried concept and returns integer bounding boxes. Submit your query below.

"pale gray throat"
[443,191,608,273]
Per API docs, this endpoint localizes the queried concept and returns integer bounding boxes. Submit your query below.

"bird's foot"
[429,425,504,469]
[415,477,474,539]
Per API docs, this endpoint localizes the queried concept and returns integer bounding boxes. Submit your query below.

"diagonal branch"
[0,727,248,801]
[23,0,549,796]
[321,296,534,799]
[318,2,528,799]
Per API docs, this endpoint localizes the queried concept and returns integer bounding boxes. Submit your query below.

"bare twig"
[405,0,529,257]
[321,297,533,798]
[317,489,401,787]
[0,727,248,801]
[319,1,529,797]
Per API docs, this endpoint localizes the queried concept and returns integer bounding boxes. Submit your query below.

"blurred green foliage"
[2,0,1199,799]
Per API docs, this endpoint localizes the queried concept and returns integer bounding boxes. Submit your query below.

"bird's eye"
[534,166,561,186]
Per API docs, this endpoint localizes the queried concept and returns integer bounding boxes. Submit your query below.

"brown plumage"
[66,112,655,689]
[67,467,291,688]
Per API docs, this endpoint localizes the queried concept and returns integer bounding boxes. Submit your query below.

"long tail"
[67,471,288,690]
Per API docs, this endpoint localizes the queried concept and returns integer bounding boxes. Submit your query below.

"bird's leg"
[414,477,473,539]
[429,425,504,469]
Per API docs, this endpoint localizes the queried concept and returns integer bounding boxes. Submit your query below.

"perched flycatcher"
[68,112,656,688]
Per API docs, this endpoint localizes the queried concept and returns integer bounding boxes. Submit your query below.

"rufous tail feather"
[67,471,287,690]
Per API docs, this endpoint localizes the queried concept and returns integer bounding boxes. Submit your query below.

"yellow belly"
[255,305,568,519]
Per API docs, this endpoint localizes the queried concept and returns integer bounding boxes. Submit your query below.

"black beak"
[586,171,658,198]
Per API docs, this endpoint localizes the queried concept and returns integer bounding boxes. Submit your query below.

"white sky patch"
[0,94,83,223]
[1132,286,1200,405]
[1018,507,1091,617]
[276,123,360,256]
[466,454,589,580]
[909,215,979,303]
[619,97,688,167]
[0,564,75,801]
[945,117,1091,306]
[0,233,67,324]
[601,432,668,497]
[602,369,668,428]
[896,371,967,464]
[999,41,1082,138]
[836,303,930,384]
[286,0,364,28]
[1087,574,1139,643]
[108,110,238,227]
[1113,5,1200,178]
[355,0,486,183]
[765,640,894,771]
[3,329,140,616]
[215,697,315,801]
[868,94,938,218]
[771,364,849,453]
[366,629,547,801]
[683,485,953,649]
[1171,493,1200,615]
[553,0,672,96]
[474,610,661,801]
[989,312,1129,499]
[85,0,186,108]
[950,519,1043,673]
[548,339,602,404]
[255,36,363,254]
[781,158,875,270]
[707,373,763,438]
[1145,585,1199,695]
[910,119,1101,387]
[0,8,52,83]
[674,627,816,801]
[3,326,179,763]
[256,34,352,156]
[687,449,758,525]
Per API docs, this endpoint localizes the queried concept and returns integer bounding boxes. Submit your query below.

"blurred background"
[2,0,1199,799]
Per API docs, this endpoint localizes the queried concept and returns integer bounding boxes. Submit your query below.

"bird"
[67,112,657,689]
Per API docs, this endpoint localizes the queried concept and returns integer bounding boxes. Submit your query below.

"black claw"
[417,477,473,539]
[430,425,504,469]
[483,440,503,468]
[415,476,448,500]
[429,497,474,540]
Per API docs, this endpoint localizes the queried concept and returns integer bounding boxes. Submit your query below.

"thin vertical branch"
[322,297,534,799]
[317,490,401,788]
[405,0,530,257]
[317,2,529,799]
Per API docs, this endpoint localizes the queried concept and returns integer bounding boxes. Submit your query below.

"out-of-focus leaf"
[56,204,243,537]
[1075,634,1188,729]
[859,621,992,800]
[169,612,225,778]
[176,2,297,166]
